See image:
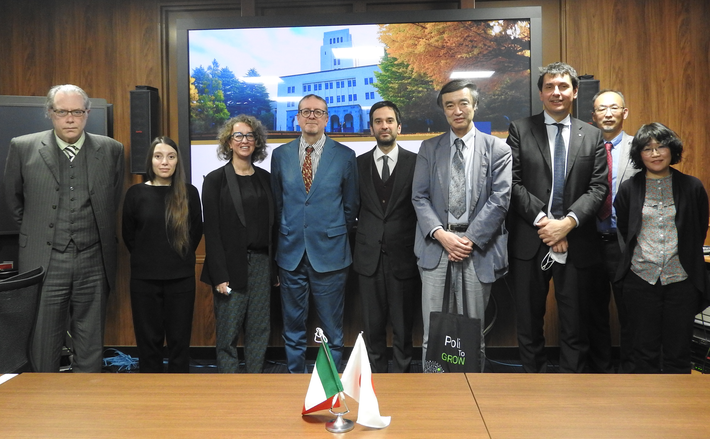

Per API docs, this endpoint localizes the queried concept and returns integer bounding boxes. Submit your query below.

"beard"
[375,132,397,148]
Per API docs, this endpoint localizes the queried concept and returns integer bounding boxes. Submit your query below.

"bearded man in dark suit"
[353,101,419,373]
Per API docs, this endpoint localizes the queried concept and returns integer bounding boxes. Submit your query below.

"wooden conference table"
[1,373,709,438]
[0,373,487,438]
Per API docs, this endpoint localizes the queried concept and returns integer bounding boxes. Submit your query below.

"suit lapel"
[616,134,634,191]
[385,145,410,217]
[84,134,104,192]
[469,130,489,215]
[254,168,274,238]
[224,163,247,227]
[565,119,586,177]
[361,147,384,215]
[531,114,552,171]
[435,134,451,208]
[38,131,61,183]
[308,137,334,198]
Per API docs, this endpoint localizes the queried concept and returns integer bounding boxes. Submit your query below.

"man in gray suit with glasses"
[412,80,512,371]
[4,84,124,372]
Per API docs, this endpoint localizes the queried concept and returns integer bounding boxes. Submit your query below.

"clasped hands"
[434,229,473,262]
[536,216,576,253]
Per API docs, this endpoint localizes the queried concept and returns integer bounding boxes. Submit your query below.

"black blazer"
[200,163,275,290]
[506,113,608,268]
[614,169,710,307]
[353,146,418,279]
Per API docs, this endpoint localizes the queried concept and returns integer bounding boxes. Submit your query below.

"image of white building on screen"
[275,28,382,133]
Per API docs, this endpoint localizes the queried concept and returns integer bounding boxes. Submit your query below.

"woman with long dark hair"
[201,115,275,373]
[123,136,203,372]
[615,123,709,373]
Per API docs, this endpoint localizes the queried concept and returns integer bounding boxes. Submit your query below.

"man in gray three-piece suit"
[353,101,419,373]
[4,84,124,372]
[412,80,512,371]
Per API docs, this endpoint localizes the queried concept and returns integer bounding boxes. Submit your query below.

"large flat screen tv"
[175,7,542,184]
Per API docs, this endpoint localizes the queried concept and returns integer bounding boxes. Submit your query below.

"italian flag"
[302,339,343,414]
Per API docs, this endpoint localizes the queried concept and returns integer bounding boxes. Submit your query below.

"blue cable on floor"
[103,348,139,372]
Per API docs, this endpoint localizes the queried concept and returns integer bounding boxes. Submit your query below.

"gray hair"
[592,89,626,107]
[45,84,91,117]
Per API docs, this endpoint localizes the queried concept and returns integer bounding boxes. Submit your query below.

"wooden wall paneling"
[567,0,710,191]
[0,3,54,96]
[192,241,216,346]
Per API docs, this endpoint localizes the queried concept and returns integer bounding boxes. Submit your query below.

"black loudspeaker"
[130,86,159,174]
[572,76,599,124]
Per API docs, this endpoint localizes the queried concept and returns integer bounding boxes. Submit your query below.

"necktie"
[550,123,566,219]
[449,138,466,219]
[64,144,78,161]
[597,141,614,220]
[302,146,314,193]
[381,155,390,183]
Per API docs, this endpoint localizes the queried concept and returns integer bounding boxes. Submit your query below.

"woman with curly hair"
[201,115,275,373]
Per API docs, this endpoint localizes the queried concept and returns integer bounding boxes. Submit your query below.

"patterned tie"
[302,146,314,193]
[449,138,466,219]
[381,155,390,183]
[550,123,566,219]
[597,141,614,220]
[64,144,78,161]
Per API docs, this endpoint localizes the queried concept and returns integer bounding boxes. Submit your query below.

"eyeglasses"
[641,145,670,156]
[298,109,327,118]
[231,132,255,142]
[53,109,87,118]
[594,105,624,115]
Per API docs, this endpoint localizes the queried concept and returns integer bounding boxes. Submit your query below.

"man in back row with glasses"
[270,94,359,373]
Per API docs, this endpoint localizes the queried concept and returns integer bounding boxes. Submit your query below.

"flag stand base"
[326,413,354,433]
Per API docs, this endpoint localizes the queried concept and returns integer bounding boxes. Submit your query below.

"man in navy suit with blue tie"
[506,63,607,373]
[271,94,359,373]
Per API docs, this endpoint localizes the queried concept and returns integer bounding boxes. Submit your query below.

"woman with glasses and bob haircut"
[200,115,275,373]
[614,122,709,373]
[122,136,203,373]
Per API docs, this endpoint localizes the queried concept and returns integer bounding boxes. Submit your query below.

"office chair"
[0,266,44,373]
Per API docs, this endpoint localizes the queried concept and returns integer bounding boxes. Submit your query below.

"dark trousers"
[511,246,590,373]
[623,271,699,374]
[33,242,108,373]
[358,252,418,373]
[588,238,635,373]
[130,278,195,373]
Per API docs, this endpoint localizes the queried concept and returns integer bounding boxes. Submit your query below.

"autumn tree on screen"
[376,20,531,132]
